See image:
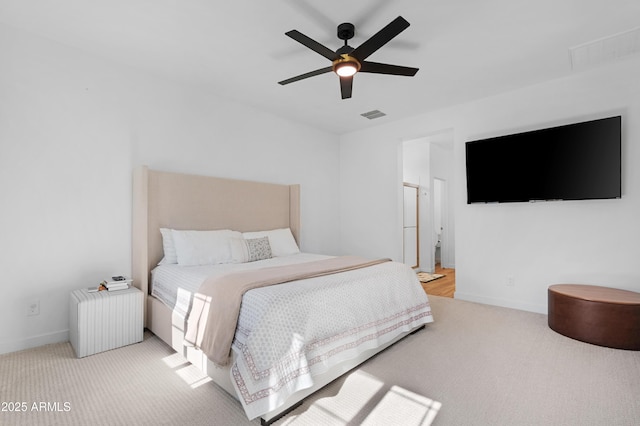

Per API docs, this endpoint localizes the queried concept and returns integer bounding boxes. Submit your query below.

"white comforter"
[152,254,433,420]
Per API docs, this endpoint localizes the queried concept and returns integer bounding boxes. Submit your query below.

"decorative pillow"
[230,237,273,263]
[158,228,177,265]
[171,229,241,266]
[242,228,299,257]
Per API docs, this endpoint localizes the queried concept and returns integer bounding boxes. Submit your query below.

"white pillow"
[171,229,241,266]
[158,228,177,265]
[230,237,273,263]
[242,228,299,257]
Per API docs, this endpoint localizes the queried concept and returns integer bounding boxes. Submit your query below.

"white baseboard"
[454,292,547,315]
[0,329,69,355]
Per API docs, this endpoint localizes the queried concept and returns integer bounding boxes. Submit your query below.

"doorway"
[401,130,455,273]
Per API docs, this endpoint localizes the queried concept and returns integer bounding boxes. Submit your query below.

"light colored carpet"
[417,272,444,283]
[1,296,639,425]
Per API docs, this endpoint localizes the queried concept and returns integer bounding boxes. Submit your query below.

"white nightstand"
[69,286,144,358]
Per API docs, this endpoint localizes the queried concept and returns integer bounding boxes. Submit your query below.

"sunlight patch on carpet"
[281,371,440,425]
[283,371,384,424]
[163,351,212,389]
[162,352,189,368]
[362,385,441,426]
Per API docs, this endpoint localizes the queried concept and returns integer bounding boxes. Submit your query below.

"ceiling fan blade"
[351,16,410,61]
[278,66,333,85]
[360,61,419,76]
[285,30,340,61]
[340,76,353,99]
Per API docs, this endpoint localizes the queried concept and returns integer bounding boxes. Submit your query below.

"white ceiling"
[1,0,639,135]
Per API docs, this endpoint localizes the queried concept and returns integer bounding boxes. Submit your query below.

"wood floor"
[420,263,456,298]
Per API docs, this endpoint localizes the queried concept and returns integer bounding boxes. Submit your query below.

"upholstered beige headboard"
[132,166,300,324]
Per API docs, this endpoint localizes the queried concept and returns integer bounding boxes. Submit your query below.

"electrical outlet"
[27,300,40,316]
[506,276,515,287]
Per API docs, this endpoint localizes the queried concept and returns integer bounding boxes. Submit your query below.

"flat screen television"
[465,116,621,204]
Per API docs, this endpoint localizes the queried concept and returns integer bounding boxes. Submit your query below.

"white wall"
[339,133,405,260]
[0,24,340,354]
[340,56,640,313]
[403,138,430,186]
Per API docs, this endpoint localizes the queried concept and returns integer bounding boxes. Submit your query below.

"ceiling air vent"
[570,26,640,71]
[360,110,387,120]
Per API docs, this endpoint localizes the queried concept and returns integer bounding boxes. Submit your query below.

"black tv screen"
[465,116,621,204]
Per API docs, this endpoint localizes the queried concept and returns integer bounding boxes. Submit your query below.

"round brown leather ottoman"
[548,284,640,350]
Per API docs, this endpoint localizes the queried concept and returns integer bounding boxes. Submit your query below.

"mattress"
[151,253,332,317]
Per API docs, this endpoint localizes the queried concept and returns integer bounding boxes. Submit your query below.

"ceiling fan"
[278,16,419,99]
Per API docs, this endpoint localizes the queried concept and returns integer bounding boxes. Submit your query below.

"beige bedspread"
[184,255,390,365]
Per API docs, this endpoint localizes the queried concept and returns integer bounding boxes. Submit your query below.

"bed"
[132,166,433,424]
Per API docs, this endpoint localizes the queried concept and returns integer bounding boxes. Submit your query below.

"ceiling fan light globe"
[335,63,358,77]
